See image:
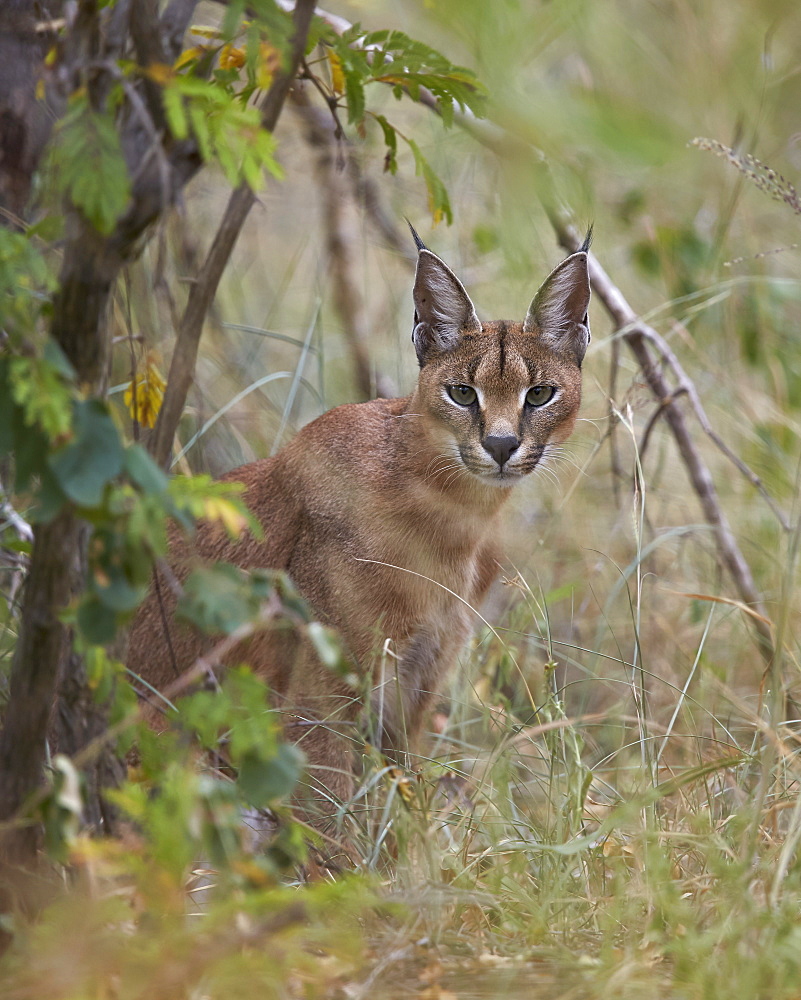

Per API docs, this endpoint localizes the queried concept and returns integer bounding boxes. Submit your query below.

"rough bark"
[0,1,203,869]
[0,3,63,223]
[0,0,319,879]
[0,511,80,864]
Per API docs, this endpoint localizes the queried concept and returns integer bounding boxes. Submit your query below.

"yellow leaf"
[257,41,281,90]
[189,24,223,39]
[202,497,248,539]
[220,44,246,70]
[145,61,174,84]
[173,47,203,71]
[426,189,445,227]
[374,74,411,87]
[386,766,415,804]
[327,50,345,94]
[35,77,45,101]
[123,356,166,429]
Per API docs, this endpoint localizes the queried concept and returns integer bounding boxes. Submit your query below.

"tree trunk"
[0,511,82,865]
[0,3,62,223]
[0,0,318,881]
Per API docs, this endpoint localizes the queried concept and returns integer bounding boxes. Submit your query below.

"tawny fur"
[128,238,591,828]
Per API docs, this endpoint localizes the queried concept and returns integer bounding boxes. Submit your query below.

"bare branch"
[130,0,169,131]
[637,320,790,531]
[293,88,396,400]
[160,0,200,62]
[149,0,318,468]
[549,211,773,657]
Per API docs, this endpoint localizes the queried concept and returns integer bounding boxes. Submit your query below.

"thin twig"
[149,0,317,467]
[550,211,773,659]
[292,88,396,399]
[0,476,33,546]
[637,320,791,532]
[608,316,623,504]
[638,387,688,459]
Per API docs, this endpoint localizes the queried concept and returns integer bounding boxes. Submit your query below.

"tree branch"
[160,0,200,62]
[0,511,82,863]
[292,88,396,400]
[547,210,774,658]
[149,0,317,468]
[129,0,169,130]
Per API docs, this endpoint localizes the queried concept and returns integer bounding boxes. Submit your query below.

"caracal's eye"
[525,385,555,407]
[448,384,478,406]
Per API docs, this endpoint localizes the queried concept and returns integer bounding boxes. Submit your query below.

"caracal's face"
[418,319,583,488]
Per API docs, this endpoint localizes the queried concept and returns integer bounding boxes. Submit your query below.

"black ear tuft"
[406,219,428,253]
[578,224,593,255]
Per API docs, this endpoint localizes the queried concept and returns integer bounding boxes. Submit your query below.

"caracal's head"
[409,226,592,489]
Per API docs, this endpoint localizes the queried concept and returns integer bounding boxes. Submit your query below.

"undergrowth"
[3,556,801,1000]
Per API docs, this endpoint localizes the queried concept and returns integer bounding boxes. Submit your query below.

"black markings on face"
[498,322,508,376]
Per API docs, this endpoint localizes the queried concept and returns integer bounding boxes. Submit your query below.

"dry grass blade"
[662,589,774,627]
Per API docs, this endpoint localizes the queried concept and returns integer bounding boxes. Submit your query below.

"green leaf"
[77,594,119,644]
[220,0,246,39]
[93,565,148,613]
[0,227,56,340]
[167,473,259,539]
[163,77,282,189]
[54,98,131,235]
[307,621,349,674]
[273,572,312,622]
[124,444,168,496]
[43,339,77,381]
[343,65,366,125]
[405,137,453,225]
[13,409,50,493]
[177,562,265,635]
[9,353,74,442]
[237,744,304,807]
[34,466,69,523]
[373,114,398,174]
[48,399,124,507]
[162,84,189,139]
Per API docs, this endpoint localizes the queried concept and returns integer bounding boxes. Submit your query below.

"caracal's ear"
[523,229,592,365]
[408,223,481,366]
